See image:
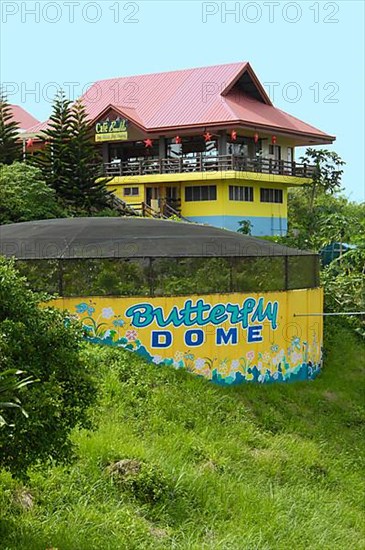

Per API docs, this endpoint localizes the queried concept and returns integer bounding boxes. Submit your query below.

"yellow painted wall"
[106,170,307,220]
[179,178,288,219]
[52,287,323,385]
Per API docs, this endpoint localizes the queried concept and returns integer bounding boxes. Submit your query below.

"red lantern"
[254,132,259,143]
[175,135,182,144]
[26,138,33,148]
[203,131,212,142]
[271,135,277,144]
[144,138,153,148]
[231,130,237,141]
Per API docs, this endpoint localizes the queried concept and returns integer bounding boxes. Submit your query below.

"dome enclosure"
[0,218,323,386]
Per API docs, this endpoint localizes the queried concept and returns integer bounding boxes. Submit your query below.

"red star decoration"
[144,138,153,148]
[203,131,212,142]
[231,130,237,141]
[26,138,33,148]
[175,135,182,144]
[271,135,277,144]
[254,132,259,143]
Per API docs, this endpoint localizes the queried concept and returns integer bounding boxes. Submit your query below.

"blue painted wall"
[187,216,288,236]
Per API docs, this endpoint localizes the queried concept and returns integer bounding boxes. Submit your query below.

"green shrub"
[0,162,65,224]
[0,258,96,476]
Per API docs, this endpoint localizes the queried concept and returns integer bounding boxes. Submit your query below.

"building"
[28,62,335,236]
[10,104,39,132]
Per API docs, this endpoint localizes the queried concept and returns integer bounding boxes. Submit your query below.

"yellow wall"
[179,178,288,220]
[52,287,323,386]
[107,171,306,216]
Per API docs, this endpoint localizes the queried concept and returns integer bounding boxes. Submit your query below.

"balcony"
[103,154,316,179]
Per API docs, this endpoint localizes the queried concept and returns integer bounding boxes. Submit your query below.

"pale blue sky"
[1,0,364,201]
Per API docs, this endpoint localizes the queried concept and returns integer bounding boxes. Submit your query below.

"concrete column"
[159,137,166,159]
[218,131,228,156]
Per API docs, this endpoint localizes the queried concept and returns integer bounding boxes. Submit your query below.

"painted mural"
[52,288,323,386]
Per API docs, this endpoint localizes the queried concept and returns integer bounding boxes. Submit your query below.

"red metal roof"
[10,105,39,131]
[27,62,335,143]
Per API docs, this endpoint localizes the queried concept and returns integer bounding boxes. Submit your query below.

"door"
[146,187,160,212]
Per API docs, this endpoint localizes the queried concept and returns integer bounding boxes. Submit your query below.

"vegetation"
[0,369,35,428]
[0,258,96,475]
[0,94,21,165]
[0,319,364,549]
[31,91,112,215]
[0,163,65,224]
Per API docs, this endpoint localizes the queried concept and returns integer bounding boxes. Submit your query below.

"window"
[124,187,139,197]
[229,185,253,202]
[269,145,281,160]
[260,188,283,203]
[185,185,217,202]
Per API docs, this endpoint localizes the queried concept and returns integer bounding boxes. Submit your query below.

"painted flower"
[76,302,89,314]
[113,318,125,327]
[291,352,302,364]
[174,351,184,361]
[185,353,194,361]
[125,329,138,341]
[271,344,279,353]
[152,355,163,365]
[231,359,240,370]
[194,358,206,370]
[257,361,264,373]
[291,336,301,350]
[102,307,115,319]
[246,351,255,362]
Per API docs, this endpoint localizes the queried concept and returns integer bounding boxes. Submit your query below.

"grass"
[0,319,364,549]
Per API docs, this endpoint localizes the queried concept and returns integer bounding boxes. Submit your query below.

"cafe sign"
[95,118,128,142]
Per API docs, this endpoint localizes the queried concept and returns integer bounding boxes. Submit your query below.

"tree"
[0,162,65,224]
[280,149,347,250]
[322,246,365,338]
[0,94,21,165]
[32,91,112,214]
[67,99,111,213]
[237,219,253,235]
[31,90,73,199]
[300,148,345,213]
[0,258,96,476]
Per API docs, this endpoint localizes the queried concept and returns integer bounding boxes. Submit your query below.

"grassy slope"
[1,320,364,550]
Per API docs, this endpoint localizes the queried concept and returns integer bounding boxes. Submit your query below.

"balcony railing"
[103,154,316,179]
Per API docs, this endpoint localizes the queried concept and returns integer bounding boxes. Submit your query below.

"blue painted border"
[187,215,288,236]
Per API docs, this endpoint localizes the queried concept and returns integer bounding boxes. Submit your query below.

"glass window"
[185,185,217,202]
[229,185,253,202]
[260,188,283,203]
[123,187,139,197]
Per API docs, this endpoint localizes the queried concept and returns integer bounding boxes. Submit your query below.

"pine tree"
[32,92,111,213]
[0,94,21,164]
[68,100,111,213]
[31,90,73,199]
